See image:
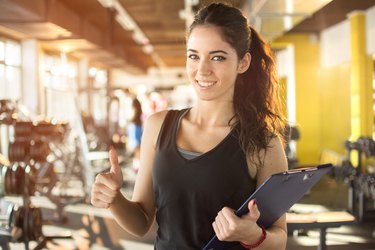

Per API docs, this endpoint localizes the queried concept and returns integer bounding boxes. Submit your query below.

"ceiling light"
[97,0,165,66]
[132,29,149,45]
[97,0,114,8]
[113,1,136,31]
[115,14,135,31]
[142,45,154,54]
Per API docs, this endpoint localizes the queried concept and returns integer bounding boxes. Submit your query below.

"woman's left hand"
[212,199,261,242]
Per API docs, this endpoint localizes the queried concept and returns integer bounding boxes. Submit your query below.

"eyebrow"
[187,49,228,54]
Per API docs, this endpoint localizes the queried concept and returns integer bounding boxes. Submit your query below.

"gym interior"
[0,0,375,249]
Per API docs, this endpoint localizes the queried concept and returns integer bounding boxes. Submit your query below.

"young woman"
[91,3,288,249]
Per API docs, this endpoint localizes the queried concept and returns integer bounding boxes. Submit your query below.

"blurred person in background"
[126,97,143,172]
[91,2,287,249]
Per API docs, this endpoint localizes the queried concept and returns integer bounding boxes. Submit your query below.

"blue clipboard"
[202,164,333,250]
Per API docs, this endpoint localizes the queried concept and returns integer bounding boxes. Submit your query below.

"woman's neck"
[188,101,235,127]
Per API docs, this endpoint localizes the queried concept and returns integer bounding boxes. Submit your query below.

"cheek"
[219,66,238,81]
[186,63,196,78]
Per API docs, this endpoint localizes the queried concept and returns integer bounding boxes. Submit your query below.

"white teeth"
[197,81,215,87]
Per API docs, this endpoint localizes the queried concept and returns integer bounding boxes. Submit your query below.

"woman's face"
[186,25,250,102]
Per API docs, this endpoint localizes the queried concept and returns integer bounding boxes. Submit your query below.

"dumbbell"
[0,164,5,197]
[34,120,59,138]
[0,163,35,196]
[11,163,25,195]
[357,137,375,157]
[14,121,33,139]
[9,139,51,163]
[8,204,43,242]
[0,163,24,196]
[29,140,50,162]
[8,140,29,163]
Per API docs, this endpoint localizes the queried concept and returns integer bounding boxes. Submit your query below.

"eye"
[188,54,199,60]
[212,55,226,61]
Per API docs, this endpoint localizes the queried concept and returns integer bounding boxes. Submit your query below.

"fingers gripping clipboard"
[202,164,333,250]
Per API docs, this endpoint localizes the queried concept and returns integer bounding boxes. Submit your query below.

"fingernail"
[109,145,114,151]
[253,199,257,206]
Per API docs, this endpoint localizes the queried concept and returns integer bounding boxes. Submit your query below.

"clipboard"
[202,163,333,250]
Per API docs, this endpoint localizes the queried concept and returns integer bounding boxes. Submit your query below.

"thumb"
[109,146,122,177]
[245,199,259,219]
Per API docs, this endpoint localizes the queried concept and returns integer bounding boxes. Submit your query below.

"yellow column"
[348,11,374,169]
[349,11,373,140]
[273,35,321,165]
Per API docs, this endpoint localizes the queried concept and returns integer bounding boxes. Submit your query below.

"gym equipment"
[0,100,17,125]
[284,125,300,168]
[287,210,356,250]
[0,162,72,250]
[338,137,375,222]
[8,204,43,242]
[0,96,107,223]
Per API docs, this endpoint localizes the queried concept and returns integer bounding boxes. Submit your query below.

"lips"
[196,80,216,87]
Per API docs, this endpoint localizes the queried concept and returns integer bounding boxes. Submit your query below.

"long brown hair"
[131,98,143,126]
[187,3,286,168]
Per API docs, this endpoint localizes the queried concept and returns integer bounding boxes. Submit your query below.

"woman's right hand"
[91,147,124,208]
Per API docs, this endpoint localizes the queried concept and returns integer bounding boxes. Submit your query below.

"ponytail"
[232,27,286,168]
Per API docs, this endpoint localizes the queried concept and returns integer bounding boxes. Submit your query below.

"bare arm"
[213,136,288,249]
[248,135,288,249]
[91,111,167,237]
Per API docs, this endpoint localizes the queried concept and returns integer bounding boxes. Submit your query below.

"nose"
[197,58,211,76]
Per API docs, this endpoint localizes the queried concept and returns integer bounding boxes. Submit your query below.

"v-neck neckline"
[173,108,236,162]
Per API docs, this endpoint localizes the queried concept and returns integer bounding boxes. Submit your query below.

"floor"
[2,167,375,250]
[285,175,375,250]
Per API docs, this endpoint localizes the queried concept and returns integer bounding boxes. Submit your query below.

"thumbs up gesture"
[91,146,124,208]
[108,146,124,185]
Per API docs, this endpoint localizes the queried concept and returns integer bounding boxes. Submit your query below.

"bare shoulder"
[267,136,286,156]
[142,110,169,148]
[257,135,288,185]
[145,110,169,127]
[264,136,288,171]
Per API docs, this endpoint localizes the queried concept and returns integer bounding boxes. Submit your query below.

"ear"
[237,52,251,74]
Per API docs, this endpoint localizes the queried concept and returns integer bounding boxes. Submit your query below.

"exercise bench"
[287,211,356,250]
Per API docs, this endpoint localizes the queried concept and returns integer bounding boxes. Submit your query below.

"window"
[0,38,22,100]
[88,67,108,123]
[41,53,78,123]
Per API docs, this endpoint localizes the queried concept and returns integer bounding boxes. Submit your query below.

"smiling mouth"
[196,80,215,87]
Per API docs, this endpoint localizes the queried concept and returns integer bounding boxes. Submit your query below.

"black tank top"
[153,109,257,249]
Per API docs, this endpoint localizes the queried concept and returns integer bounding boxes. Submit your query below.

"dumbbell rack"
[7,119,90,222]
[21,170,72,250]
[0,116,79,248]
[20,170,39,250]
[343,137,375,223]
[0,100,17,159]
[0,163,43,250]
[0,163,73,250]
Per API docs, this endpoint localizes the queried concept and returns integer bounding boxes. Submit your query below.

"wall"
[318,20,352,155]
[276,45,296,123]
[274,6,375,166]
[366,5,375,55]
[318,64,351,155]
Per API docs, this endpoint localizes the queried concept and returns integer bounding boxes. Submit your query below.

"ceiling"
[0,0,374,74]
[290,0,375,33]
